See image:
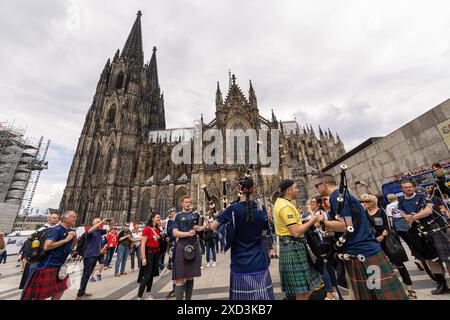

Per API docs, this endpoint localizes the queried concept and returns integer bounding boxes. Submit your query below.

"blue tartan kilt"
[230,268,275,300]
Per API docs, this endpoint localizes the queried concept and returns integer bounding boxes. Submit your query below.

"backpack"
[76,232,89,257]
[28,227,52,263]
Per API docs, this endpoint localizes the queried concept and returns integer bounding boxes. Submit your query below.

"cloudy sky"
[1,0,450,209]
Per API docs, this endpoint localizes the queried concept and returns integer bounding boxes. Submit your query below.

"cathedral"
[59,11,346,226]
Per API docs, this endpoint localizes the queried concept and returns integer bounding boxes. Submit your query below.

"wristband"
[319,219,326,230]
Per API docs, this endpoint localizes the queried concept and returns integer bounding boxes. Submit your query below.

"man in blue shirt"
[314,174,407,300]
[21,211,78,300]
[76,218,109,299]
[398,180,450,295]
[172,196,206,300]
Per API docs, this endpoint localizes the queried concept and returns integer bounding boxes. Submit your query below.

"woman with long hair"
[136,212,161,300]
[209,174,275,300]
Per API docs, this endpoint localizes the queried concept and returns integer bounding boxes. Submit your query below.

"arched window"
[91,148,100,174]
[116,72,124,89]
[106,105,116,128]
[139,191,151,223]
[104,145,114,174]
[157,192,169,218]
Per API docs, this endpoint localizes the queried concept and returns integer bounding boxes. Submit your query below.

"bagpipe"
[319,164,365,263]
[201,183,219,218]
[406,191,439,260]
[415,181,450,236]
[221,177,228,210]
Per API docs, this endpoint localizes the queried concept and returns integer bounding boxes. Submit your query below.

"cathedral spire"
[271,109,277,123]
[121,11,144,66]
[101,58,111,78]
[148,46,159,87]
[249,80,257,107]
[216,81,223,106]
[328,128,334,139]
[319,125,324,137]
[113,49,120,62]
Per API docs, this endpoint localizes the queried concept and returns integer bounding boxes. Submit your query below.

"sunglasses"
[360,200,371,203]
[315,182,325,189]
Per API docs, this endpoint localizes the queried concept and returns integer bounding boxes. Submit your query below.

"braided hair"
[237,175,256,223]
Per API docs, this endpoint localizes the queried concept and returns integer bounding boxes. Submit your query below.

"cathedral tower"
[60,11,165,225]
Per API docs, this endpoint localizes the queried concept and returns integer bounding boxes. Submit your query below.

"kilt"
[278,236,321,295]
[172,237,202,280]
[21,267,68,300]
[230,268,275,300]
[344,250,407,300]
[426,223,450,262]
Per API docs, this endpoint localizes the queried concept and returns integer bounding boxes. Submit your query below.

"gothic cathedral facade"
[59,12,346,225]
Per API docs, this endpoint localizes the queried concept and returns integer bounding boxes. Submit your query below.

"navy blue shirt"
[329,189,380,257]
[216,201,269,274]
[173,211,196,232]
[398,193,433,224]
[39,224,73,269]
[84,229,107,258]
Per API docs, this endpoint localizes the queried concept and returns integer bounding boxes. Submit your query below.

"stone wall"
[307,99,450,197]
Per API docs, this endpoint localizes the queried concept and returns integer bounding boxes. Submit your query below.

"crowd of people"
[393,161,450,182]
[8,163,450,300]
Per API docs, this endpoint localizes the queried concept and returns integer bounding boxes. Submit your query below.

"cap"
[279,179,295,192]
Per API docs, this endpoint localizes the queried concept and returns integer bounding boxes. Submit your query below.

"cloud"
[2,0,450,209]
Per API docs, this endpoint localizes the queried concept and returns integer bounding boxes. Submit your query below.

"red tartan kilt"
[21,268,68,300]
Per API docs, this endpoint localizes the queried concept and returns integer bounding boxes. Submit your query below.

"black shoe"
[166,290,176,298]
[431,283,450,295]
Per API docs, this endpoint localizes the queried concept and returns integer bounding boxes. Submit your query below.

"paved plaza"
[0,247,449,300]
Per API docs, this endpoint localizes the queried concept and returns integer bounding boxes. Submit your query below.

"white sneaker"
[212,261,216,267]
[332,292,339,300]
[145,294,154,300]
[206,262,211,268]
[201,266,204,270]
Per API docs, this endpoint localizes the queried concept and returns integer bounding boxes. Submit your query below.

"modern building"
[311,99,450,197]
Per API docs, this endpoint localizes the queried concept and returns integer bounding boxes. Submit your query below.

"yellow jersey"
[273,197,302,237]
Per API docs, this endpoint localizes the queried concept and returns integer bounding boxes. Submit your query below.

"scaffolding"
[0,121,49,231]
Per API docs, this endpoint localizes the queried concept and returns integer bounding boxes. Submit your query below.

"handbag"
[384,230,408,263]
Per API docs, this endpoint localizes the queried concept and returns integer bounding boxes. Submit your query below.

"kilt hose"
[344,250,408,300]
[21,267,69,300]
[278,236,321,295]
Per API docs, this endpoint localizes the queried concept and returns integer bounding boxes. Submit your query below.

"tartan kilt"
[21,268,68,300]
[426,223,450,262]
[344,250,408,300]
[230,269,275,300]
[430,231,450,262]
[278,236,321,295]
[172,237,202,280]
